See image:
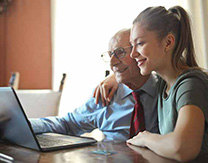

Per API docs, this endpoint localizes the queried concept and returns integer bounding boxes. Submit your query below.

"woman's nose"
[130,46,140,59]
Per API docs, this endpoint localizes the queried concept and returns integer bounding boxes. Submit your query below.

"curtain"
[182,0,208,68]
[199,0,208,68]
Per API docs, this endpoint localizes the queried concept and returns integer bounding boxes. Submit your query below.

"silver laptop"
[0,87,96,151]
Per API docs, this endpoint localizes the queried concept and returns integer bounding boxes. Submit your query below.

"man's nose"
[110,55,121,69]
[110,54,119,64]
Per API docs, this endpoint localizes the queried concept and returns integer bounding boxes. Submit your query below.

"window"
[52,0,182,115]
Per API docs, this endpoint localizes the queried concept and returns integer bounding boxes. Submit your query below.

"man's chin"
[116,72,131,83]
[115,77,126,85]
[115,78,122,84]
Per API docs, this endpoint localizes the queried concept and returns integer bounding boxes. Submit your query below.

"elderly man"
[30,29,158,141]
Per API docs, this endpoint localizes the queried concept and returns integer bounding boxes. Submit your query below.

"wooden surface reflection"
[0,141,208,163]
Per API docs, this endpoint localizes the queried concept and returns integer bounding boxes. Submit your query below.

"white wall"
[51,0,187,115]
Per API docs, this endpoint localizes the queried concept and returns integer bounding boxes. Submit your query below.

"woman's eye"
[136,42,143,46]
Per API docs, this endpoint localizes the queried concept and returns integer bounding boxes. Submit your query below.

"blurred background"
[0,0,207,115]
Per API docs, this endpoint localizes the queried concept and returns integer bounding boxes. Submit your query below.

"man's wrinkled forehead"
[109,31,130,51]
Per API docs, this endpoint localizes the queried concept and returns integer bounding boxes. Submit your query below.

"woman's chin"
[140,69,149,76]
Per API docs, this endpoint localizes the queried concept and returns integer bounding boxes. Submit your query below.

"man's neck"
[124,75,150,90]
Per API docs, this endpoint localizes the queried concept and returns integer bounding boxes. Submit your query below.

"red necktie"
[129,91,145,138]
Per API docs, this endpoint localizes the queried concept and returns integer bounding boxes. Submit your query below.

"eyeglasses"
[101,46,132,63]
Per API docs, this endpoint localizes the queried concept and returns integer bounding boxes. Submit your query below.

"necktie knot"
[132,91,141,104]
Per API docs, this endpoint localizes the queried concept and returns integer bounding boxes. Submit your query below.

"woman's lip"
[136,59,146,67]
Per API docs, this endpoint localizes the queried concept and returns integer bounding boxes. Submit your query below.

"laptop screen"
[0,87,40,150]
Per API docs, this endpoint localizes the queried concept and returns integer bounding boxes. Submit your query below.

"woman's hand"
[127,105,204,162]
[93,73,118,106]
[126,131,151,147]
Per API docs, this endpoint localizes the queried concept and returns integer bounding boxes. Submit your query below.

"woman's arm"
[127,105,204,162]
[93,73,119,106]
[127,143,175,163]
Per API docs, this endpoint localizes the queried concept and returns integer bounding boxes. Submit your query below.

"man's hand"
[93,74,118,106]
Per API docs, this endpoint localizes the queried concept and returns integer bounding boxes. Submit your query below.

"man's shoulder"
[118,83,133,92]
[140,73,159,97]
[115,83,133,100]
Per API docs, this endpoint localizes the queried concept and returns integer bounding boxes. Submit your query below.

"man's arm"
[29,94,102,135]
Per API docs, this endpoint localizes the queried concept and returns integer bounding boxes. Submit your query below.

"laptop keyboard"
[36,135,73,147]
[36,133,81,147]
[36,133,93,148]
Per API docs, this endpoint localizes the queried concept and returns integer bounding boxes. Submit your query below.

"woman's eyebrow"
[129,37,140,44]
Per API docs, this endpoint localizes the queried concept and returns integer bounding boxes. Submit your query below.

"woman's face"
[130,23,168,75]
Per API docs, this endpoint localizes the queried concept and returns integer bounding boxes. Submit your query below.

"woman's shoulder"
[174,68,208,90]
[178,68,208,81]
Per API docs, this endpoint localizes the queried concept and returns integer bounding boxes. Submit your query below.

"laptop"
[0,87,96,152]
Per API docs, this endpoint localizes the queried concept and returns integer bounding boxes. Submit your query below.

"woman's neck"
[157,66,185,95]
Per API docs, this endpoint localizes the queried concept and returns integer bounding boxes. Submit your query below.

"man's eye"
[115,49,124,55]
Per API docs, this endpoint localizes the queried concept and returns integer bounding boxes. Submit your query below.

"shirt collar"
[139,73,157,97]
[118,73,157,100]
[117,84,133,100]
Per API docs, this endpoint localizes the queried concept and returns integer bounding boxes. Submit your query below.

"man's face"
[109,31,143,84]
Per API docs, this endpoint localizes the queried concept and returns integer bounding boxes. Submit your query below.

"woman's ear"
[165,34,175,52]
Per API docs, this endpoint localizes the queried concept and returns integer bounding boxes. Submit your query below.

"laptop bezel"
[0,87,96,152]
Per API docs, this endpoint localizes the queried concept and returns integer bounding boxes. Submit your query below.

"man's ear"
[165,34,175,52]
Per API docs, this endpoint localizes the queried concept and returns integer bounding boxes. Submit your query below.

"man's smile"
[114,67,128,73]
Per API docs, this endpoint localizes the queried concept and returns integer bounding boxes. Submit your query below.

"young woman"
[94,5,208,162]
[127,5,208,162]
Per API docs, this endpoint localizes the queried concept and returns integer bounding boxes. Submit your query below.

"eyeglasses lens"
[114,47,125,58]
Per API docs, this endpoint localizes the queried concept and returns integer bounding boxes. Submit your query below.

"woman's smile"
[136,58,147,67]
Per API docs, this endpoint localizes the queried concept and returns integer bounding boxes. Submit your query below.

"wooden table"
[0,141,208,163]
